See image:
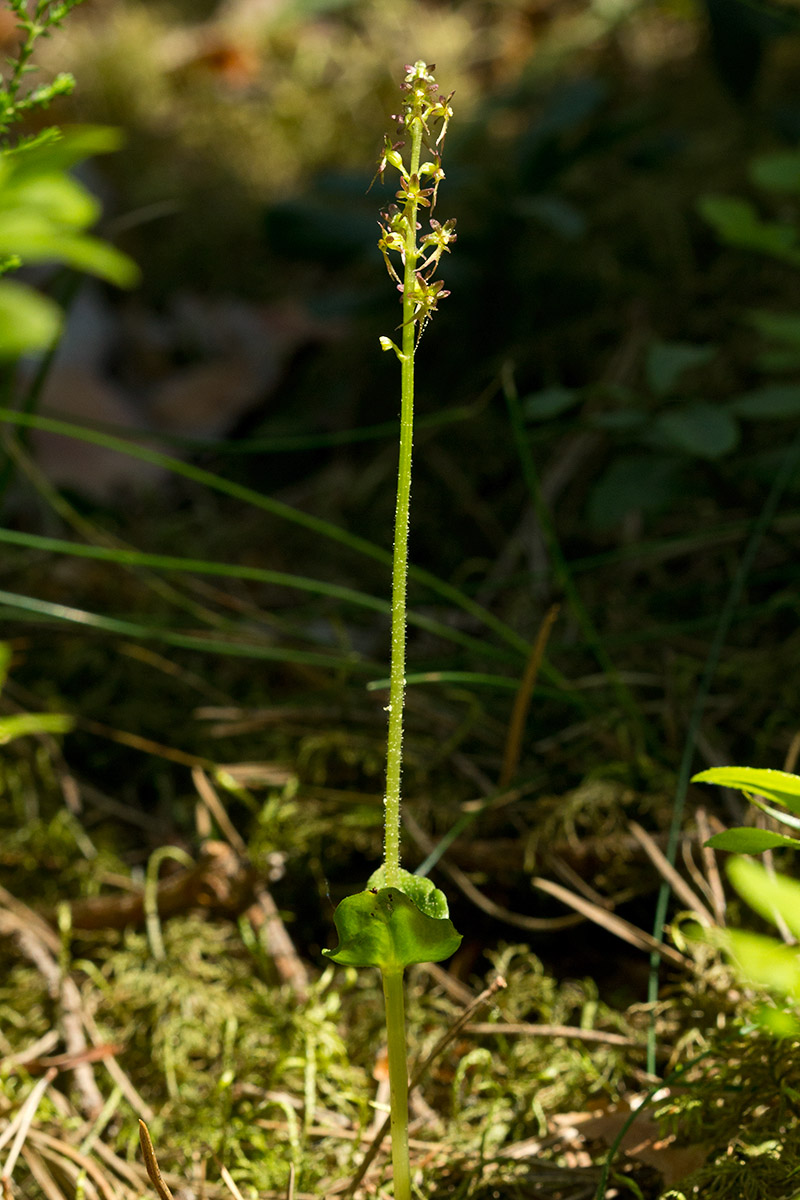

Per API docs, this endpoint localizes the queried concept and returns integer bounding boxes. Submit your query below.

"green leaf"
[699,194,796,252]
[757,350,800,373]
[752,1004,800,1038]
[726,928,800,1000]
[0,711,73,744]
[698,194,800,264]
[751,151,800,195]
[706,827,800,853]
[0,279,61,357]
[652,403,739,459]
[367,865,451,918]
[747,309,800,348]
[521,386,580,421]
[587,410,647,432]
[0,214,138,287]
[728,856,800,940]
[586,453,681,530]
[322,886,462,969]
[0,642,10,692]
[0,172,100,228]
[645,340,715,396]
[729,385,800,419]
[6,125,126,175]
[692,766,800,817]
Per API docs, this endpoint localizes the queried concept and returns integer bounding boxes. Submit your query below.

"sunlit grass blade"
[0,407,528,654]
[2,428,250,634]
[84,402,480,454]
[366,669,585,706]
[0,588,375,672]
[0,526,523,666]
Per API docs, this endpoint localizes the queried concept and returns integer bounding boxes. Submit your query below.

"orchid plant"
[321,62,461,1200]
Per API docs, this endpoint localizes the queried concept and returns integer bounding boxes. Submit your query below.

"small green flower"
[376,62,455,346]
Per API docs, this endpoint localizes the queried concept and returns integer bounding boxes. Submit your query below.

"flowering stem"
[374,63,454,1200]
[381,967,411,1200]
[383,112,423,888]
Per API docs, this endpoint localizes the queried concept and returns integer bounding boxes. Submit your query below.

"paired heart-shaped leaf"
[322,884,461,970]
[366,866,451,919]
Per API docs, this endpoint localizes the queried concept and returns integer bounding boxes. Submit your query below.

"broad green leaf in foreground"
[726,928,800,1001]
[0,279,62,356]
[0,213,138,287]
[706,828,800,853]
[322,887,462,969]
[693,766,800,817]
[727,857,800,941]
[0,711,73,745]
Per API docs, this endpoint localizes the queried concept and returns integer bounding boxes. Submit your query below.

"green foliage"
[707,826,800,853]
[0,0,86,140]
[693,766,800,1022]
[698,194,800,266]
[0,127,139,357]
[0,709,73,743]
[694,765,800,819]
[652,401,739,460]
[730,383,800,418]
[0,278,61,356]
[0,2,138,358]
[655,1030,800,1198]
[728,856,800,941]
[523,338,741,529]
[645,341,716,397]
[747,311,800,372]
[0,127,136,281]
[515,137,800,531]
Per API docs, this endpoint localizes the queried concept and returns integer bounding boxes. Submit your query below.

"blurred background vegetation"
[5,0,800,948]
[5,1,800,1193]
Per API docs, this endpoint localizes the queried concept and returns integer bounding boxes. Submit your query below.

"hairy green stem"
[381,967,411,1200]
[383,113,423,887]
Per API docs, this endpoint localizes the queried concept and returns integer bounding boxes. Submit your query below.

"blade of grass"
[0,406,528,654]
[0,526,524,667]
[2,429,245,635]
[0,588,376,672]
[365,668,585,705]
[58,401,481,454]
